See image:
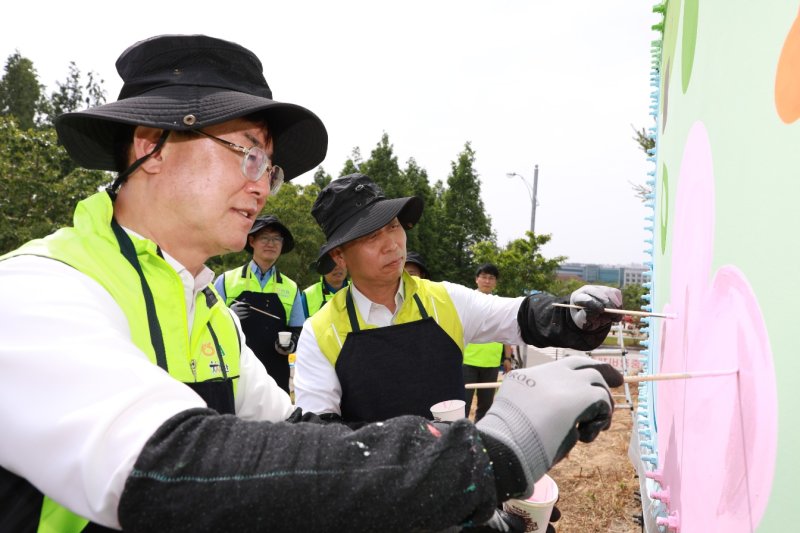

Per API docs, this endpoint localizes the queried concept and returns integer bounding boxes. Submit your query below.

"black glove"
[274,331,298,355]
[464,509,525,532]
[569,285,623,330]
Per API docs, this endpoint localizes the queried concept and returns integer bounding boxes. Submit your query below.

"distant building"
[556,263,647,287]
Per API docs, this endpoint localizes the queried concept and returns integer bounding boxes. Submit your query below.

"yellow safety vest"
[303,277,349,317]
[222,262,297,320]
[463,342,504,367]
[2,191,242,533]
[310,272,464,367]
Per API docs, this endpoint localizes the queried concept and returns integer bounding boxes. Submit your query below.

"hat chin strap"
[107,129,171,198]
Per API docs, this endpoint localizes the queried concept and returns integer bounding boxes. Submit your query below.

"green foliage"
[438,143,494,286]
[622,283,648,326]
[471,232,565,297]
[0,51,42,130]
[550,277,585,298]
[312,166,332,189]
[39,61,107,127]
[0,116,109,253]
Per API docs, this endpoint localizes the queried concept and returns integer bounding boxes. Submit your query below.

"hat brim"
[54,85,327,181]
[315,196,423,271]
[245,219,295,254]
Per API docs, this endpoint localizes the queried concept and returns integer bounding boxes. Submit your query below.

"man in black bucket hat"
[213,214,303,394]
[0,35,624,533]
[404,250,430,279]
[295,173,624,427]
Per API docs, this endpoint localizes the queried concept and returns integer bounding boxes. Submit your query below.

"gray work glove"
[476,356,623,497]
[569,285,623,330]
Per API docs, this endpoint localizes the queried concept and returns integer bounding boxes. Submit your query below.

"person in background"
[463,263,514,421]
[301,262,349,318]
[0,34,624,533]
[214,214,303,393]
[404,250,430,279]
[294,173,624,427]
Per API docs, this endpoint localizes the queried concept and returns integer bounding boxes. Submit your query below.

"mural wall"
[630,1,798,531]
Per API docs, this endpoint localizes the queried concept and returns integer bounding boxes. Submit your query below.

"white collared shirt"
[294,279,525,416]
[0,251,294,528]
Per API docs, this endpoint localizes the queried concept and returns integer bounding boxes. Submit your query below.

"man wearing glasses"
[214,215,303,393]
[0,34,625,532]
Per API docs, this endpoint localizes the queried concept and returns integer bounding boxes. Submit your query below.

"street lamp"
[506,164,539,235]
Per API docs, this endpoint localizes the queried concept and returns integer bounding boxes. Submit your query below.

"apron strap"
[110,218,168,371]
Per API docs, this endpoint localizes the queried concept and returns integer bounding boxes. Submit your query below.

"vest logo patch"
[209,361,230,374]
[201,342,216,357]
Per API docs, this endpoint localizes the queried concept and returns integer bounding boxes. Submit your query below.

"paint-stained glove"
[465,509,525,532]
[476,356,623,498]
[569,285,623,330]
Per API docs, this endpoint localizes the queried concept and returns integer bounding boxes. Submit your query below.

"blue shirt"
[214,261,305,327]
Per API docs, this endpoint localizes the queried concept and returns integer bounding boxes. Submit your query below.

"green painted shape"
[681,0,699,93]
[661,0,682,131]
[659,163,669,254]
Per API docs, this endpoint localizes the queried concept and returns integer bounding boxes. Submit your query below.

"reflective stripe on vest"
[310,273,464,367]
[2,191,242,532]
[223,263,297,319]
[463,342,504,367]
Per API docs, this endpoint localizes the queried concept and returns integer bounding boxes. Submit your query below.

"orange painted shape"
[775,9,800,123]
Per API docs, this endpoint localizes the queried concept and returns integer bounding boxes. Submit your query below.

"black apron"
[335,288,465,423]
[233,266,290,393]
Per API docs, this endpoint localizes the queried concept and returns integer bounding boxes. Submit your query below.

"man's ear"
[131,126,167,173]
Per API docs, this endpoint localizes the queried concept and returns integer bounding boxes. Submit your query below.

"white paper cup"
[278,331,292,347]
[429,399,466,421]
[503,474,559,532]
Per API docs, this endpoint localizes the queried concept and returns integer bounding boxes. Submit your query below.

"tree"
[312,166,332,189]
[339,147,362,176]
[0,51,43,130]
[358,133,408,200]
[630,124,655,202]
[472,232,565,297]
[40,61,107,126]
[622,282,648,328]
[0,116,110,253]
[438,143,493,286]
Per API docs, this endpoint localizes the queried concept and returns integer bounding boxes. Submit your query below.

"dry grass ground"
[469,383,642,532]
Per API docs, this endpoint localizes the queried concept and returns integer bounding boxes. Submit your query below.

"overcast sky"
[2,1,658,265]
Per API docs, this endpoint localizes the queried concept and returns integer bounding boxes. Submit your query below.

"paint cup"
[278,331,292,347]
[503,474,559,532]
[429,399,466,422]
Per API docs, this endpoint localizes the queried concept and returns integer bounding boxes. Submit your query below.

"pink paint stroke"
[655,121,777,532]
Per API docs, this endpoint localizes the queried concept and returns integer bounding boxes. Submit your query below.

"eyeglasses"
[255,234,284,245]
[194,130,284,193]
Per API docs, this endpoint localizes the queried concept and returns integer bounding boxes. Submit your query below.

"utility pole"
[507,165,540,234]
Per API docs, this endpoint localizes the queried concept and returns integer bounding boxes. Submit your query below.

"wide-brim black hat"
[245,215,295,254]
[404,251,430,278]
[312,173,423,274]
[54,34,327,181]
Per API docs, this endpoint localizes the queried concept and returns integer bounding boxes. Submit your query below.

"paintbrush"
[551,302,677,319]
[232,299,282,321]
[464,369,739,389]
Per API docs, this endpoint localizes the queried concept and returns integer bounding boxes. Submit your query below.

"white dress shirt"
[293,279,525,416]
[0,252,294,529]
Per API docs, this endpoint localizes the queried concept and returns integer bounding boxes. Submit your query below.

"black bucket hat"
[404,251,430,278]
[54,34,327,181]
[245,215,295,254]
[312,174,423,274]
